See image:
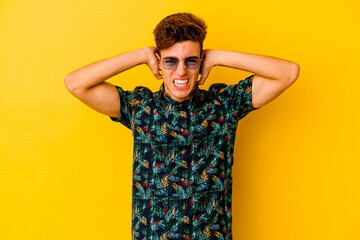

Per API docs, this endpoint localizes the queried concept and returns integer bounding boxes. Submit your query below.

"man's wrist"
[205,49,223,67]
[139,46,156,65]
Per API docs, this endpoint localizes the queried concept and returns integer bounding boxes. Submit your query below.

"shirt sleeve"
[219,74,261,121]
[109,85,133,129]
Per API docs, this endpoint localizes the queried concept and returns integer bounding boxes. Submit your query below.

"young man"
[65,12,299,240]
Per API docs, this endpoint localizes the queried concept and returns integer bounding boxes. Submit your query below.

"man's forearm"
[64,47,150,92]
[208,49,299,82]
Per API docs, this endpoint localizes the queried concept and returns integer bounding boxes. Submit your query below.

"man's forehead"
[160,41,201,57]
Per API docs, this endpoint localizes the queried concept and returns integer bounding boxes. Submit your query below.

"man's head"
[153,12,207,55]
[153,13,207,102]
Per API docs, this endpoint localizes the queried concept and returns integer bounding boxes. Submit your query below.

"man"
[65,12,299,240]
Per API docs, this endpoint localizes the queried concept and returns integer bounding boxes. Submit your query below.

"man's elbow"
[64,74,74,90]
[64,74,84,96]
[287,62,300,83]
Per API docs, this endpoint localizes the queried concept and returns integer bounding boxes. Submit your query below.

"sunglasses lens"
[186,58,201,69]
[163,58,178,70]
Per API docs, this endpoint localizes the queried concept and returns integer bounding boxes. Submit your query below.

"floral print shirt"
[109,75,260,240]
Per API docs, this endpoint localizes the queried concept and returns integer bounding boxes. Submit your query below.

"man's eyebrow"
[163,56,200,59]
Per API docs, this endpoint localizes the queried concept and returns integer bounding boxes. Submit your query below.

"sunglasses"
[161,56,203,70]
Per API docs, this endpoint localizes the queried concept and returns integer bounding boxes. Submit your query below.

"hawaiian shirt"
[109,75,261,240]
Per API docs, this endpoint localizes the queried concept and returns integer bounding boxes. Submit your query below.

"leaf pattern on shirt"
[109,75,260,239]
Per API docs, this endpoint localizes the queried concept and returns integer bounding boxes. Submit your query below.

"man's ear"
[200,51,205,73]
[155,52,161,70]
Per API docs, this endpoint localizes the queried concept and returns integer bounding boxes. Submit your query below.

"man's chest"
[129,100,237,147]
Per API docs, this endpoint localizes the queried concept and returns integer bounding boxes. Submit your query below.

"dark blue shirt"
[109,75,260,240]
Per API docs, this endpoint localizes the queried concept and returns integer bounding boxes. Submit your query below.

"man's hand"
[198,49,217,85]
[143,46,162,80]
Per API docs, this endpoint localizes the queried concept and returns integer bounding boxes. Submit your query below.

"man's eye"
[164,59,177,63]
[187,59,199,66]
[186,58,199,63]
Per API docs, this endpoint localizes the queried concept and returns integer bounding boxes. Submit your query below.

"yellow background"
[1,0,359,239]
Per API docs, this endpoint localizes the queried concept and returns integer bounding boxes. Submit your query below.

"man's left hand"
[197,49,217,85]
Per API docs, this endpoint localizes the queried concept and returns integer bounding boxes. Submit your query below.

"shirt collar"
[156,83,203,109]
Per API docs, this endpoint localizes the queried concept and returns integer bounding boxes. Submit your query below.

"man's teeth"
[174,79,188,86]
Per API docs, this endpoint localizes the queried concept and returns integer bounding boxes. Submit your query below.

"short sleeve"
[219,74,261,121]
[109,85,133,129]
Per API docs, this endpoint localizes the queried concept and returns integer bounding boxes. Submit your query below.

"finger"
[148,61,162,79]
[198,73,207,85]
[152,69,162,80]
[198,78,205,85]
[198,68,210,85]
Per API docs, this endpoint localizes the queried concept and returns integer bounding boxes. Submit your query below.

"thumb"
[150,65,162,80]
[156,72,162,80]
[198,72,208,85]
[155,68,162,80]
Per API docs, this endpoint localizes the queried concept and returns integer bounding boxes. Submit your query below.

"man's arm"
[198,50,300,109]
[64,47,161,118]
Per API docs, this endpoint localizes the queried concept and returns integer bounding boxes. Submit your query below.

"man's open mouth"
[173,79,189,87]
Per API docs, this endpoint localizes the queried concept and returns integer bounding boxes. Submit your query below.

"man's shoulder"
[202,82,229,96]
[133,85,153,93]
[125,85,155,99]
[208,82,228,91]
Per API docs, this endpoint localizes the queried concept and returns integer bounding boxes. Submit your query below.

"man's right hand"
[143,46,162,80]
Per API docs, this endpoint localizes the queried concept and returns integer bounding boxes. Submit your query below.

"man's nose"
[175,60,187,76]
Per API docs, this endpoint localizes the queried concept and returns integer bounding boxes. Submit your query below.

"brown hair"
[153,12,207,54]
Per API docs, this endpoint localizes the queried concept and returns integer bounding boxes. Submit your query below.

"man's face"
[156,40,202,102]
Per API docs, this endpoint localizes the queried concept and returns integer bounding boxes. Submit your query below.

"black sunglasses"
[161,56,203,70]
